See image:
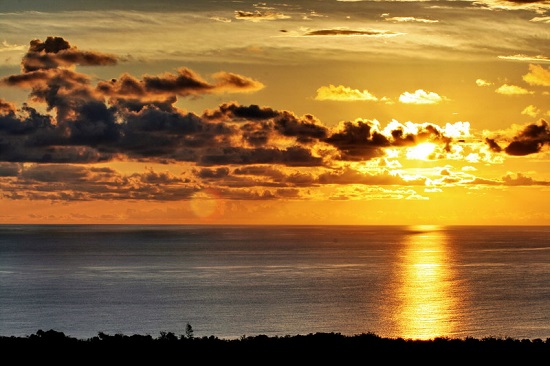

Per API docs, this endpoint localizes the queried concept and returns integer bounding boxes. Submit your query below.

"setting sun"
[405,143,437,161]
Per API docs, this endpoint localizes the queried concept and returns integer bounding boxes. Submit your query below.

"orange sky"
[0,0,549,225]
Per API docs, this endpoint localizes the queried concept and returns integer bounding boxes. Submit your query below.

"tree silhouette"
[185,323,194,339]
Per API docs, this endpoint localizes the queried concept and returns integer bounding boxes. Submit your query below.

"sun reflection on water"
[396,225,457,340]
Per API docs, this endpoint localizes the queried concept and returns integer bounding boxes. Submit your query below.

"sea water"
[0,225,548,340]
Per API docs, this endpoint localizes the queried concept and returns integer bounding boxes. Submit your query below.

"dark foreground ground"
[2,330,549,363]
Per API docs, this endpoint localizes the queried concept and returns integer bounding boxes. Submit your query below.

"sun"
[406,142,437,161]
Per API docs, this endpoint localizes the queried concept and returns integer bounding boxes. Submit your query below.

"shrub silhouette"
[1,329,549,363]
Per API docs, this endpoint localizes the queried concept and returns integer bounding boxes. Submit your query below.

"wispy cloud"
[530,16,550,23]
[384,16,439,23]
[234,10,291,22]
[475,0,550,11]
[0,40,26,52]
[304,29,401,37]
[498,54,550,63]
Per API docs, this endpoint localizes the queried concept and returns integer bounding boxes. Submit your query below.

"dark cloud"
[0,163,20,177]
[274,113,327,143]
[234,10,290,21]
[199,146,323,167]
[0,99,16,115]
[20,164,90,182]
[484,137,502,153]
[97,69,263,106]
[469,172,550,186]
[203,102,328,145]
[132,168,188,184]
[2,164,198,201]
[503,172,550,186]
[22,36,117,73]
[1,39,467,168]
[390,123,451,150]
[233,165,286,180]
[203,102,280,121]
[486,120,550,156]
[504,120,549,156]
[196,167,231,179]
[304,29,397,37]
[325,120,389,160]
[0,37,513,204]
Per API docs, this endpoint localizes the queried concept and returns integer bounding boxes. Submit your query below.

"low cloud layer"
[0,37,547,202]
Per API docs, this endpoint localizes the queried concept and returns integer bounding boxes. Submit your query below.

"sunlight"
[396,226,458,340]
[406,143,437,161]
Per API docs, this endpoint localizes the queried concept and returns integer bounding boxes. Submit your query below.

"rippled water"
[0,225,549,340]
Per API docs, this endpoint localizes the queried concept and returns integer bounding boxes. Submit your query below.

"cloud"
[234,10,290,22]
[475,0,550,11]
[485,120,550,156]
[476,79,493,87]
[212,72,265,93]
[495,84,534,95]
[2,37,548,204]
[325,120,389,161]
[472,171,550,187]
[530,16,550,23]
[498,54,550,63]
[317,167,422,186]
[0,163,21,177]
[3,39,264,127]
[502,172,550,186]
[210,16,232,23]
[21,36,117,73]
[398,89,448,104]
[315,84,378,101]
[202,102,328,144]
[523,64,550,86]
[304,29,400,37]
[1,164,198,201]
[0,99,16,114]
[521,105,541,118]
[97,68,264,102]
[0,40,26,53]
[384,16,438,23]
[195,167,231,179]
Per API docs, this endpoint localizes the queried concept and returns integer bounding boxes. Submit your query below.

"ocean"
[0,224,549,340]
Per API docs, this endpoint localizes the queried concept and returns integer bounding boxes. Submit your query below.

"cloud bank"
[0,37,547,203]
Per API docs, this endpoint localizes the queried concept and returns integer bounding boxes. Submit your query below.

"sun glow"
[406,143,437,161]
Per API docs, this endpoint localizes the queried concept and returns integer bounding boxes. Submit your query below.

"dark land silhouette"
[2,329,549,363]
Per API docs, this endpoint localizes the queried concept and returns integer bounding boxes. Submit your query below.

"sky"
[0,0,549,225]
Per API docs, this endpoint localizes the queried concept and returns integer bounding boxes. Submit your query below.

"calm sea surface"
[0,225,549,340]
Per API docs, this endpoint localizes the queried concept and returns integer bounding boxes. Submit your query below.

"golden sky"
[0,0,549,225]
